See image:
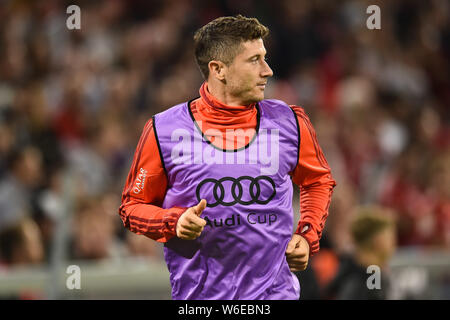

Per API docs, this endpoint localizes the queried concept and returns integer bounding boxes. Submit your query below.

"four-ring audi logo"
[196,176,276,207]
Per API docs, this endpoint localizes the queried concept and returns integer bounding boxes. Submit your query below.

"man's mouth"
[257,83,267,89]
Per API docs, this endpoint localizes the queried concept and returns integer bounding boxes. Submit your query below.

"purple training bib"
[153,98,301,300]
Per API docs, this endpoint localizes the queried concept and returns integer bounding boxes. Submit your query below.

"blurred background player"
[324,206,396,300]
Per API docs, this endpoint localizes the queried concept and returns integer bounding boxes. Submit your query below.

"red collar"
[199,82,256,112]
[196,82,257,127]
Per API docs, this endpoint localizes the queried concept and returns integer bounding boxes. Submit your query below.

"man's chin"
[247,93,265,104]
[237,90,265,105]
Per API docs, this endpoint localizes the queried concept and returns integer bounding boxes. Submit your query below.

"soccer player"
[324,206,396,299]
[119,15,336,300]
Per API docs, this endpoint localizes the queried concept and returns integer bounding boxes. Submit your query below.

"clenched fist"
[285,234,310,272]
[176,199,207,240]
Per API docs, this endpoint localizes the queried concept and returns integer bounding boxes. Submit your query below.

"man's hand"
[176,199,207,240]
[285,234,310,272]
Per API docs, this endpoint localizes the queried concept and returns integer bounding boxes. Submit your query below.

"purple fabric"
[154,99,300,300]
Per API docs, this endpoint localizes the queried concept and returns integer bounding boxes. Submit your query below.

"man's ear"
[208,60,226,81]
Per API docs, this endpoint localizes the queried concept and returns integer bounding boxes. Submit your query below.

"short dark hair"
[193,15,269,79]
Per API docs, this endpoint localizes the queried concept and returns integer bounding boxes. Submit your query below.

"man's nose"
[261,60,273,78]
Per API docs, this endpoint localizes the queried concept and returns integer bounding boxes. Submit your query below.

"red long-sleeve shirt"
[119,83,336,255]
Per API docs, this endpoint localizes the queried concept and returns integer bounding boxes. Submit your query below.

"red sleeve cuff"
[162,206,186,240]
[295,222,320,256]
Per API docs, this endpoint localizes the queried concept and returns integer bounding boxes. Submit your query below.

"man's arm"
[290,105,337,256]
[118,119,186,243]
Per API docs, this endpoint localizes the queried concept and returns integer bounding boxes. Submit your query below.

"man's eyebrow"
[247,52,267,60]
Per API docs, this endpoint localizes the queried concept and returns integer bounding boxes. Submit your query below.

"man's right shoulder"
[153,100,192,119]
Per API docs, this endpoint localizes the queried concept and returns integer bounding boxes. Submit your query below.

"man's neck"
[207,81,248,107]
[355,249,385,268]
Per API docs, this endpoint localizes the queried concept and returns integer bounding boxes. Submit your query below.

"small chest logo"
[133,168,148,194]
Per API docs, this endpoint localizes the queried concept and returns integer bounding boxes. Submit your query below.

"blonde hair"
[350,205,395,248]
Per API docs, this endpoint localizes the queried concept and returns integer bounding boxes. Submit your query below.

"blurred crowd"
[0,0,448,298]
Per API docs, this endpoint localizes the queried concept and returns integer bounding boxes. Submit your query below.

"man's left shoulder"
[259,99,303,121]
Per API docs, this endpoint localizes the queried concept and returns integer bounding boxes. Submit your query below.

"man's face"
[223,38,273,105]
[373,227,397,264]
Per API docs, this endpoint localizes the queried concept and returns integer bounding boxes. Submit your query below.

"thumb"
[192,199,207,216]
[285,238,297,255]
